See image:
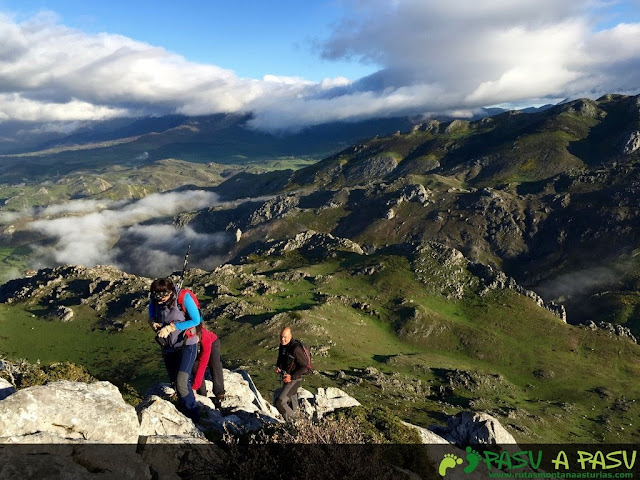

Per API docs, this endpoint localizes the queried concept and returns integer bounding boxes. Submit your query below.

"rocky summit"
[0,361,517,479]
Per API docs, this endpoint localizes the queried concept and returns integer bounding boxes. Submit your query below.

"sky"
[0,0,639,132]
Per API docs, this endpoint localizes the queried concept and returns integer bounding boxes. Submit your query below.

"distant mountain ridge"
[183,93,640,333]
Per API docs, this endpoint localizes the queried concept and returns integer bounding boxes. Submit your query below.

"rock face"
[432,411,518,445]
[137,395,206,439]
[344,155,398,182]
[296,386,361,420]
[245,230,364,260]
[0,370,523,479]
[0,381,139,443]
[623,131,640,154]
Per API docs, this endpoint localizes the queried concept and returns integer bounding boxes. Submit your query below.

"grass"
[2,248,640,443]
[0,304,165,392]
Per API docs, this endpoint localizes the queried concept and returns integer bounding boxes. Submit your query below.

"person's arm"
[174,293,201,330]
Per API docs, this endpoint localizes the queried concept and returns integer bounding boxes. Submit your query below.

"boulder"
[0,381,139,443]
[401,421,450,444]
[196,369,281,435]
[433,411,517,445]
[137,395,205,439]
[295,386,361,420]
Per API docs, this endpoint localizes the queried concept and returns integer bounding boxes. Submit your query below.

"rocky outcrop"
[344,155,398,182]
[54,305,74,322]
[469,262,567,321]
[245,230,364,260]
[585,321,638,343]
[296,387,361,420]
[431,411,518,445]
[0,369,523,479]
[137,395,206,439]
[248,193,300,225]
[0,380,140,443]
[623,131,640,154]
[0,265,150,328]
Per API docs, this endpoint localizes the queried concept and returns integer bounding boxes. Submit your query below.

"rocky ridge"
[0,363,518,479]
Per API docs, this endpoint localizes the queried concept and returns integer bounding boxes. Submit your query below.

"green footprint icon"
[464,446,481,474]
[439,453,463,477]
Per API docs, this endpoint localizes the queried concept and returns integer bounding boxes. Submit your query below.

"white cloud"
[0,3,639,131]
[25,190,223,275]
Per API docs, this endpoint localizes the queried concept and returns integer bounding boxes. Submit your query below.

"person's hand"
[157,323,176,339]
[275,367,281,374]
[151,322,162,331]
[283,374,291,384]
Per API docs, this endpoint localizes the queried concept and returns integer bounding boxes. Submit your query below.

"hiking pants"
[163,343,199,420]
[196,338,225,397]
[274,378,302,421]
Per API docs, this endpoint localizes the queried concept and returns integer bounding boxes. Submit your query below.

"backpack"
[177,288,200,316]
[288,339,312,375]
[176,288,201,340]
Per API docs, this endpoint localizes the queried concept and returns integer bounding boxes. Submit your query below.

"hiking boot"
[213,393,225,409]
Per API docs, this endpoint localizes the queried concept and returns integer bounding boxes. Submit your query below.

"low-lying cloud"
[23,190,230,278]
[0,2,639,132]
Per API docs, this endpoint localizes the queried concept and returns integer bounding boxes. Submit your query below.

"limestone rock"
[433,411,517,445]
[55,305,74,322]
[401,421,450,444]
[623,131,640,154]
[295,386,361,420]
[344,155,398,182]
[0,381,139,443]
[137,395,205,439]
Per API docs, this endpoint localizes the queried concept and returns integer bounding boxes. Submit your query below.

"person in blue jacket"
[148,277,201,422]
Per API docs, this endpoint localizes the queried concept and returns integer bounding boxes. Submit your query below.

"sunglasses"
[150,291,171,302]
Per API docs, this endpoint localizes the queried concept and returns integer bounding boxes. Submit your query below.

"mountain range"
[0,93,639,443]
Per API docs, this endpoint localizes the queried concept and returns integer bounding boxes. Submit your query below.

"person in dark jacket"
[274,326,309,421]
[149,277,201,422]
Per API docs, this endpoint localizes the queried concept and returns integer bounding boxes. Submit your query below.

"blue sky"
[0,0,639,132]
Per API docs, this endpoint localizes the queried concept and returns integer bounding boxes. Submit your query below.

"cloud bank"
[0,2,639,131]
[23,190,231,278]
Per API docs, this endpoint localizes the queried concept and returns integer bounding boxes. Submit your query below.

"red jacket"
[192,327,218,391]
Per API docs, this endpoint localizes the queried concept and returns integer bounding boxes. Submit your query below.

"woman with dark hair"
[149,277,201,422]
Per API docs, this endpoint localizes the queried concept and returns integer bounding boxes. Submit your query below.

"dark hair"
[150,277,176,293]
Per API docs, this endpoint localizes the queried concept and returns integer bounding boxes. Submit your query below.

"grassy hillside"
[1,245,639,443]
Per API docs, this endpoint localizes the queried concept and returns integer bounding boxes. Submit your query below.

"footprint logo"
[439,453,463,477]
[464,446,481,474]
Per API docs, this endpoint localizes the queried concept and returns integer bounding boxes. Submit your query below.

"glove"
[157,323,176,339]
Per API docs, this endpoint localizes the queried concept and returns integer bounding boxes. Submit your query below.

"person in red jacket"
[192,325,225,408]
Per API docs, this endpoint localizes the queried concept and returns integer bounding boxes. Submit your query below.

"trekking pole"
[176,244,190,291]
